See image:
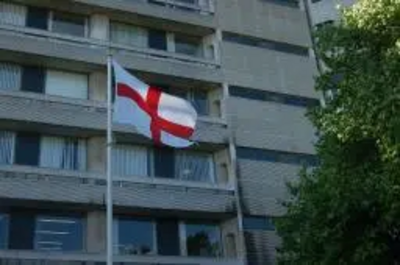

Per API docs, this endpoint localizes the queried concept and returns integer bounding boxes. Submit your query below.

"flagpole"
[106,53,113,265]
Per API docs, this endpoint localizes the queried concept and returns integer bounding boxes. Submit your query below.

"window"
[175,34,203,57]
[0,63,21,91]
[260,0,299,8]
[26,6,48,30]
[112,145,149,177]
[14,132,41,166]
[114,218,156,255]
[51,11,86,37]
[0,213,9,249]
[34,215,84,251]
[230,86,320,108]
[45,70,88,99]
[223,32,309,57]
[185,223,222,257]
[0,1,26,26]
[175,151,215,182]
[153,147,215,183]
[40,136,87,171]
[110,22,147,48]
[236,147,318,166]
[243,216,275,231]
[0,131,14,165]
[0,131,86,170]
[21,65,46,93]
[148,29,167,51]
[157,219,180,256]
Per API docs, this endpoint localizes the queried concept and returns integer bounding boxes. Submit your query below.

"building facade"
[0,0,318,264]
[307,0,356,26]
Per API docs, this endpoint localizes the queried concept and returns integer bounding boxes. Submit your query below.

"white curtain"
[0,2,26,26]
[0,63,21,91]
[40,136,87,170]
[110,22,147,48]
[112,145,148,177]
[45,70,88,99]
[0,131,15,165]
[175,151,214,183]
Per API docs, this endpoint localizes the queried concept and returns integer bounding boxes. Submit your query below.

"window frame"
[114,217,158,255]
[182,221,223,257]
[48,10,89,38]
[33,214,86,252]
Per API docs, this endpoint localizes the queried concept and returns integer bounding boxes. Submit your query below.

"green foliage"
[276,0,400,264]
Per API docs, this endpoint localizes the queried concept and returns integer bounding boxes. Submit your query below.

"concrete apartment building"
[0,0,318,264]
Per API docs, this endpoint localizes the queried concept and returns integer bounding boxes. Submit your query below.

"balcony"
[71,0,216,28]
[0,23,221,84]
[0,90,228,144]
[0,250,244,265]
[0,163,236,214]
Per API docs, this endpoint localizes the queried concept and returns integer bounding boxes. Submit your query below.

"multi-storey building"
[0,0,318,264]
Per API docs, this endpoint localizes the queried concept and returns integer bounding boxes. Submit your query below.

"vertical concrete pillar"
[87,137,106,173]
[86,211,107,253]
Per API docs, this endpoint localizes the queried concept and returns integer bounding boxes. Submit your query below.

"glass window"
[112,145,149,177]
[45,70,88,99]
[51,12,86,37]
[0,2,26,26]
[0,62,22,91]
[243,216,275,231]
[148,29,167,51]
[191,89,209,116]
[175,151,214,183]
[175,34,203,57]
[14,132,41,166]
[40,137,87,171]
[0,213,9,249]
[115,218,155,255]
[34,215,84,251]
[110,22,147,47]
[0,131,14,165]
[185,223,222,257]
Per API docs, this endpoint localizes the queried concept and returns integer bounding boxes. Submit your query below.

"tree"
[276,0,400,264]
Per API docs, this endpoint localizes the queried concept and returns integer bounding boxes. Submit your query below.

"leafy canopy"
[276,1,400,264]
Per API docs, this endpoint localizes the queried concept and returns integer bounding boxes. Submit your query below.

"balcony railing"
[0,23,218,69]
[0,250,244,265]
[146,0,215,14]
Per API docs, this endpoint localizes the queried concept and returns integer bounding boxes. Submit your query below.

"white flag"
[112,61,197,148]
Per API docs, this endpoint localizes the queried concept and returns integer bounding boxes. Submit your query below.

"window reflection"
[185,223,222,257]
[115,218,155,255]
[34,215,84,251]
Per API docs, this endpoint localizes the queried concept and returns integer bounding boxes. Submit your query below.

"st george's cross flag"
[112,61,197,148]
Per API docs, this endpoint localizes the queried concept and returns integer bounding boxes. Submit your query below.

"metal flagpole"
[106,54,113,265]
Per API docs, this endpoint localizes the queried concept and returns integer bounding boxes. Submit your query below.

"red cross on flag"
[112,61,197,148]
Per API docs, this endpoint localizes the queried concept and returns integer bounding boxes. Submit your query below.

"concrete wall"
[228,97,316,154]
[221,42,317,98]
[216,0,311,46]
[238,159,300,216]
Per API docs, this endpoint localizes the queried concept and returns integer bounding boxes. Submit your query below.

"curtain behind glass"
[0,63,21,91]
[40,137,86,171]
[175,151,214,182]
[112,145,148,177]
[110,22,147,48]
[0,2,26,26]
[0,131,14,165]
